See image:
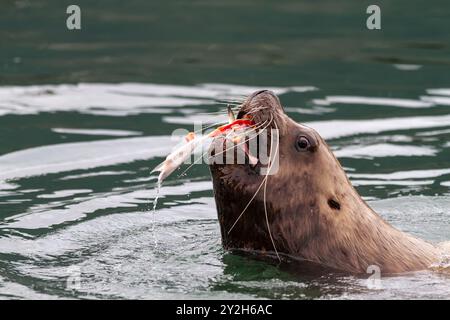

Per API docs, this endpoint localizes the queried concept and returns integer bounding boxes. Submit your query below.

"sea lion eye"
[296,136,310,151]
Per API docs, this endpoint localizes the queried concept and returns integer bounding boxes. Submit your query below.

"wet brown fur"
[209,90,441,274]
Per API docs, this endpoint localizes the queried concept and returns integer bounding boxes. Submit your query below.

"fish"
[151,132,206,183]
[152,112,257,184]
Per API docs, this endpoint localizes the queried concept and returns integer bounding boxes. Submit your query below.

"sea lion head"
[209,90,440,273]
[209,90,357,261]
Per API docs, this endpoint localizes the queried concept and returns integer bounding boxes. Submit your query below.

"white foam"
[393,64,422,71]
[37,189,92,199]
[335,144,437,159]
[421,95,450,106]
[305,114,450,140]
[60,171,133,181]
[0,136,174,181]
[164,113,450,138]
[351,179,434,186]
[52,128,142,136]
[427,88,450,96]
[313,96,433,108]
[0,181,213,230]
[416,128,450,137]
[0,181,19,190]
[349,168,450,180]
[0,83,316,116]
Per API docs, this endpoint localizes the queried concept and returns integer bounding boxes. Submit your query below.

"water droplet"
[150,180,162,248]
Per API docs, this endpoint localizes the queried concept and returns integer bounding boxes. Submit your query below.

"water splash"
[431,242,450,272]
[150,180,162,248]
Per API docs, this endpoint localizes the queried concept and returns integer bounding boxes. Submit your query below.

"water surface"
[0,0,449,299]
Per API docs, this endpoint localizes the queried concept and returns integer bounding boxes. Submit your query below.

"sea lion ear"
[328,198,341,210]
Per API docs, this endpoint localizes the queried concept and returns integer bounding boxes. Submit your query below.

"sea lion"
[209,90,444,274]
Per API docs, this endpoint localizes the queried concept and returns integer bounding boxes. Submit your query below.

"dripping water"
[150,179,162,248]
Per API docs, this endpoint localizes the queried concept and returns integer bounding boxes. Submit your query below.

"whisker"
[216,97,245,103]
[263,120,281,262]
[206,120,268,160]
[178,105,266,169]
[177,126,242,177]
[188,119,229,135]
[246,106,269,115]
[216,98,244,103]
[214,102,242,107]
[179,120,269,177]
[195,105,241,117]
[226,115,274,234]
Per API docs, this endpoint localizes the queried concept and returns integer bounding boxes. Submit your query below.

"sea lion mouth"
[208,90,285,171]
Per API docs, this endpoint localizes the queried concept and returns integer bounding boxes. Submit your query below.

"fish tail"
[151,161,165,173]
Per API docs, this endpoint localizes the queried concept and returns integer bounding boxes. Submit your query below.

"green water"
[0,0,449,299]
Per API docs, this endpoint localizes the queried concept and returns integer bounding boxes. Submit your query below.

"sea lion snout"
[237,90,285,125]
[246,89,282,110]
